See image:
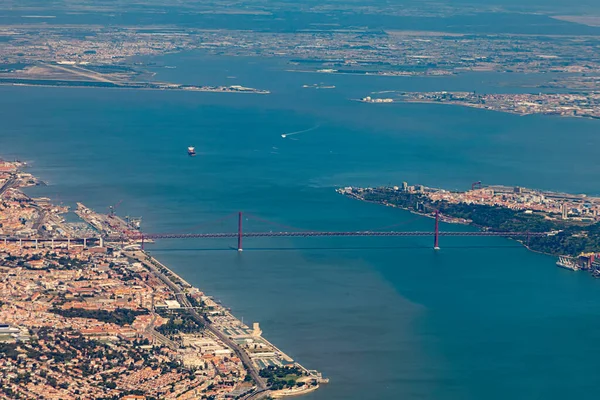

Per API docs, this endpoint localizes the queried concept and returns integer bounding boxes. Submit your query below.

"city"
[389,91,600,119]
[3,0,600,398]
[338,182,600,270]
[0,160,325,399]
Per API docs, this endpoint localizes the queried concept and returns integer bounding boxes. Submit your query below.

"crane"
[108,200,123,217]
[471,181,482,191]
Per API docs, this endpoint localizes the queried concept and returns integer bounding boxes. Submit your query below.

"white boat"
[188,146,196,156]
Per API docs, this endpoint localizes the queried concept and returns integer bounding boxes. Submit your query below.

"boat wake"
[281,124,320,138]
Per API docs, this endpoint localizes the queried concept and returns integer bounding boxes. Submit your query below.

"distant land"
[368,91,600,119]
[0,62,269,93]
[552,15,600,27]
[338,184,600,268]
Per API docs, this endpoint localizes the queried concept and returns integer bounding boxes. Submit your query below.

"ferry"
[187,146,196,156]
[556,256,579,271]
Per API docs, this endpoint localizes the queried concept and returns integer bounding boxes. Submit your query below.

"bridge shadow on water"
[147,244,524,252]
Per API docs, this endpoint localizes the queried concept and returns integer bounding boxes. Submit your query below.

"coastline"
[401,99,531,116]
[0,81,270,94]
[340,191,561,258]
[400,99,600,120]
[0,159,324,399]
[128,249,327,393]
[337,188,600,264]
[126,249,327,398]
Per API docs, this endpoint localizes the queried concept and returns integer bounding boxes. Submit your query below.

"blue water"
[2,53,600,399]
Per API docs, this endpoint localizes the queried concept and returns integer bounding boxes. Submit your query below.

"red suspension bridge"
[0,211,551,250]
[132,211,550,251]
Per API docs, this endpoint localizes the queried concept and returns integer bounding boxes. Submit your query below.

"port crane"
[471,181,482,190]
[108,200,123,217]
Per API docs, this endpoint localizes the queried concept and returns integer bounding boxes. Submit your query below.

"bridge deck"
[0,231,550,242]
[142,231,547,239]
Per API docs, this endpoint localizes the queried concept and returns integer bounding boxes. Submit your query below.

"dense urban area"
[338,182,600,271]
[0,160,326,399]
[385,91,600,118]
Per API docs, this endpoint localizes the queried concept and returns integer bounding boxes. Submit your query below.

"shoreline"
[0,82,270,94]
[128,250,329,399]
[132,249,326,391]
[338,190,593,260]
[0,159,324,399]
[400,99,600,120]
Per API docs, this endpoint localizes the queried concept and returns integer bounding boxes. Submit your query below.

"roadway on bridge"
[139,231,547,240]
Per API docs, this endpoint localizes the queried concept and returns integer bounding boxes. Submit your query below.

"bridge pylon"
[237,211,243,252]
[434,210,440,250]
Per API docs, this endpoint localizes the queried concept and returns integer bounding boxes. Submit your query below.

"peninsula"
[0,62,269,94]
[338,183,600,272]
[0,160,324,399]
[390,91,600,119]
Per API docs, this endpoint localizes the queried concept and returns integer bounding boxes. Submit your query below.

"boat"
[187,146,196,156]
[556,256,579,271]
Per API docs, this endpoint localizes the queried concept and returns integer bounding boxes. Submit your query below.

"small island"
[338,183,600,273]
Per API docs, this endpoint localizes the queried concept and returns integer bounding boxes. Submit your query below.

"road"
[144,314,178,350]
[32,210,48,233]
[0,176,17,197]
[242,388,272,400]
[125,250,267,392]
[139,230,549,240]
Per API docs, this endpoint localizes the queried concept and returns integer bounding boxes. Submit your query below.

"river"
[2,52,600,400]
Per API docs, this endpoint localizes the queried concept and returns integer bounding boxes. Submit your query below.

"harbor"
[0,159,325,399]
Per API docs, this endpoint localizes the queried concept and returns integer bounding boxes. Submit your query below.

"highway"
[0,176,17,197]
[125,250,268,393]
[242,388,271,400]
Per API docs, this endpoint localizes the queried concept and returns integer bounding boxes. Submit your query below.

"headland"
[338,182,600,273]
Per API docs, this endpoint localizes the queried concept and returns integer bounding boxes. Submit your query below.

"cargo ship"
[188,146,196,156]
[556,256,579,271]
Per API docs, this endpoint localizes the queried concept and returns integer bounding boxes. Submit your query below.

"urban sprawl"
[338,182,600,272]
[0,160,326,400]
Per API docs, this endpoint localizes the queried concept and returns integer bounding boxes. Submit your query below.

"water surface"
[2,53,600,400]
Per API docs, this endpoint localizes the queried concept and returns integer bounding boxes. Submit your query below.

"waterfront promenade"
[0,160,324,399]
[126,250,268,389]
[126,249,326,398]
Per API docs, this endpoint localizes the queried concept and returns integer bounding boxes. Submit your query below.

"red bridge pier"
[238,211,243,252]
[434,210,440,250]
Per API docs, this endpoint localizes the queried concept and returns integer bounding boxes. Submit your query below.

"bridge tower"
[238,211,243,252]
[434,210,440,250]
